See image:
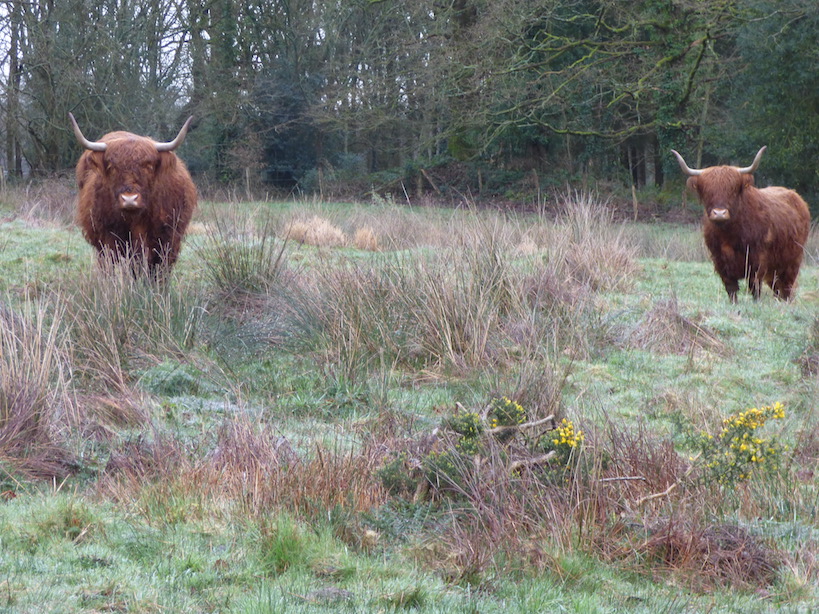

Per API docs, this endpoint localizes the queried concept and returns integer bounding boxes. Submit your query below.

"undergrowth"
[0,190,817,612]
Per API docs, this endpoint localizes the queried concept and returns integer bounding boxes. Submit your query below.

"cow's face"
[100,138,163,213]
[69,114,191,215]
[672,147,765,225]
[688,168,754,224]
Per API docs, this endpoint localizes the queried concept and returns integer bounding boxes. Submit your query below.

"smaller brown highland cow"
[70,113,198,276]
[672,146,811,302]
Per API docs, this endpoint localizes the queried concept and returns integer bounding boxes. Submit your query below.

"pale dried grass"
[0,298,77,478]
[622,296,730,356]
[353,226,379,251]
[1,178,76,225]
[288,216,347,247]
[99,415,387,522]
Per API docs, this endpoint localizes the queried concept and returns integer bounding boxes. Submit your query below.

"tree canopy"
[1,0,816,207]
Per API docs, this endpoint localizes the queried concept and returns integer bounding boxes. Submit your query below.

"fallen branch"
[420,168,442,195]
[635,481,679,506]
[486,414,555,436]
[600,476,647,483]
[509,450,557,472]
[634,453,700,506]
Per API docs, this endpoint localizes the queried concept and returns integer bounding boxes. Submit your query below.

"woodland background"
[1,0,818,207]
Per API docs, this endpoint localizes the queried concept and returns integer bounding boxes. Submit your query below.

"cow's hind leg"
[720,276,740,303]
[772,267,800,301]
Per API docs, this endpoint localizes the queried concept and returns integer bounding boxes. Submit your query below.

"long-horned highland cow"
[671,146,810,302]
[70,113,197,276]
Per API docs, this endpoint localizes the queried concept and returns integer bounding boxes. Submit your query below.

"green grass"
[0,493,788,613]
[1,187,818,612]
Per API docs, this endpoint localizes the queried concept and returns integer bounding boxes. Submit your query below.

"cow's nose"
[709,208,730,222]
[119,193,142,211]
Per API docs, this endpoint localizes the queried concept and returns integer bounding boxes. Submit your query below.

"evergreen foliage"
[1,1,815,203]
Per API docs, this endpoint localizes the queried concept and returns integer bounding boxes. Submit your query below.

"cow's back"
[757,186,811,244]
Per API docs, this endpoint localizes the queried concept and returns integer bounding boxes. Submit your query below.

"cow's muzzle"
[119,193,143,212]
[708,208,730,222]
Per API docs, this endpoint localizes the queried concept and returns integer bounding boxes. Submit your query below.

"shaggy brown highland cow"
[672,146,810,302]
[70,113,197,276]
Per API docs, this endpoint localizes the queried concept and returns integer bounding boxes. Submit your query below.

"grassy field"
[1,185,818,613]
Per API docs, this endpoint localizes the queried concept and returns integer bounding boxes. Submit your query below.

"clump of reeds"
[61,262,203,391]
[0,298,77,478]
[200,210,291,297]
[555,190,640,292]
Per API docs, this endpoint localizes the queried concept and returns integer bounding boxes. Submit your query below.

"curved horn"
[670,149,703,176]
[153,116,193,152]
[737,146,766,174]
[68,112,107,152]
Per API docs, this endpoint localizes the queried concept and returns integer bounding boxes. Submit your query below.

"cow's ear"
[155,151,176,174]
[76,151,103,189]
[85,151,105,171]
[741,174,755,190]
[686,176,699,193]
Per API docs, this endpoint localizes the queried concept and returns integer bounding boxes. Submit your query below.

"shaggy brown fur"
[672,148,810,302]
[71,115,197,276]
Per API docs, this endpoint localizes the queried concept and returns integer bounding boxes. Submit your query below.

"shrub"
[377,452,417,496]
[693,403,787,486]
[544,418,585,467]
[488,396,526,429]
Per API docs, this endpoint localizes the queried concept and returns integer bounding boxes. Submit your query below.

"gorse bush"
[544,418,585,467]
[694,403,787,486]
[488,396,526,429]
[444,409,485,441]
[390,399,588,501]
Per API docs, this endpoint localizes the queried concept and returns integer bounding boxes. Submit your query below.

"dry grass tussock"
[283,205,471,252]
[353,225,379,251]
[620,520,780,591]
[300,248,522,375]
[60,262,202,391]
[286,215,381,252]
[295,206,608,378]
[364,205,453,249]
[1,178,76,225]
[287,215,347,247]
[199,210,291,298]
[621,295,730,356]
[554,191,640,292]
[99,416,387,523]
[0,298,77,478]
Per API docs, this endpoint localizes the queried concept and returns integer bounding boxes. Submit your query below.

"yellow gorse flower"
[489,396,527,428]
[697,402,786,485]
[551,418,584,448]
